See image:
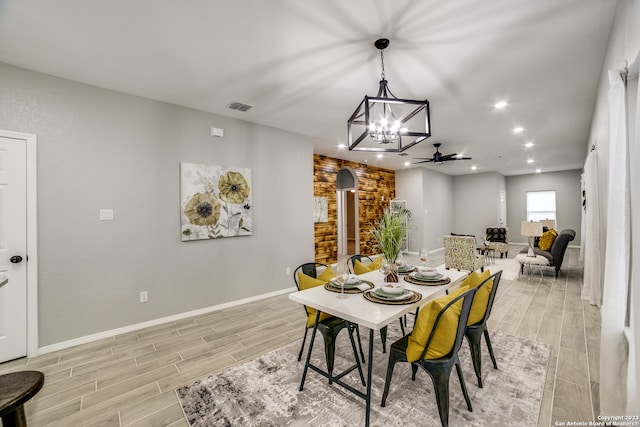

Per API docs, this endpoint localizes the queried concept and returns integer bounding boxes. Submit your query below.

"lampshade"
[521,221,543,237]
[540,219,556,230]
[347,38,431,153]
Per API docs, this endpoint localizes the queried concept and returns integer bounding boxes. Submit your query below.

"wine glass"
[379,257,391,276]
[335,261,349,299]
[419,248,429,267]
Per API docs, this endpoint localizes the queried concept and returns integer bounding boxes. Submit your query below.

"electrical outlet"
[99,209,114,221]
[139,291,148,303]
[285,267,291,276]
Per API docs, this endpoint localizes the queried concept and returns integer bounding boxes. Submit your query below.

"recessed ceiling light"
[527,159,534,163]
[376,154,383,159]
[494,101,508,109]
[456,153,464,158]
[471,165,477,171]
[338,143,346,149]
[536,168,541,173]
[404,161,411,167]
[513,126,524,133]
[525,142,534,148]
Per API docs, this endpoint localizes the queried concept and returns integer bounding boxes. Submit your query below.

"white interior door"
[336,190,347,258]
[0,135,28,362]
[499,190,507,226]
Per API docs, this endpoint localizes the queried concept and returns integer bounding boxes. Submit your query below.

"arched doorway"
[336,167,359,258]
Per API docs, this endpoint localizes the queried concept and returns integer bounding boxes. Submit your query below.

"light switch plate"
[99,209,114,220]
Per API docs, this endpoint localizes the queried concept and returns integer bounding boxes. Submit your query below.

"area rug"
[489,257,521,281]
[177,328,550,426]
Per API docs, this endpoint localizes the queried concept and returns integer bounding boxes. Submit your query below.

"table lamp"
[521,220,543,256]
[540,219,556,231]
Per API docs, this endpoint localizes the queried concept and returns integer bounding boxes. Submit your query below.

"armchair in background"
[444,235,485,273]
[484,227,509,258]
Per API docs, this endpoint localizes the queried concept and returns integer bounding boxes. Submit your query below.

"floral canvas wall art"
[180,163,252,241]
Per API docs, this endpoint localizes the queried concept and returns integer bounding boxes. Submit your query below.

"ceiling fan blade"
[412,159,435,164]
[440,153,458,160]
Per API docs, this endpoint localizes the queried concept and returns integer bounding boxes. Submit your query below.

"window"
[526,190,556,222]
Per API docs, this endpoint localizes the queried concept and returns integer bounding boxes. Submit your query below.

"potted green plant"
[370,207,409,282]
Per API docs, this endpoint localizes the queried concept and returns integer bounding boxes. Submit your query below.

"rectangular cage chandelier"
[347,38,431,153]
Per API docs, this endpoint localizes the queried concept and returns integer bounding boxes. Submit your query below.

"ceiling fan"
[413,143,472,164]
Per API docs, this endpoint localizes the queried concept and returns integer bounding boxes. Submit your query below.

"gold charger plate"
[363,289,422,305]
[404,275,451,286]
[324,280,374,294]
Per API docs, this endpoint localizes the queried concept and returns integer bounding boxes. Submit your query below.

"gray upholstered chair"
[444,235,485,272]
[518,229,575,277]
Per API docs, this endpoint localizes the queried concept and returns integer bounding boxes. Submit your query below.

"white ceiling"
[0,0,617,175]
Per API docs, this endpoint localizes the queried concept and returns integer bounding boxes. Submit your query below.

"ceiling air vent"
[228,102,253,112]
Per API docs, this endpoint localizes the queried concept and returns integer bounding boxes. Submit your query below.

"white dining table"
[289,266,469,427]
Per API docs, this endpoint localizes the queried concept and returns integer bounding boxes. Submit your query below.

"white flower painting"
[180,162,252,241]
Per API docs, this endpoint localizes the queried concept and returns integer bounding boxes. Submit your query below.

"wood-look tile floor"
[0,246,597,426]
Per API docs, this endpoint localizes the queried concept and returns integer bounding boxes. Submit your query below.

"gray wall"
[506,170,582,244]
[452,172,505,240]
[423,169,454,251]
[395,168,424,251]
[396,168,453,253]
[0,62,314,346]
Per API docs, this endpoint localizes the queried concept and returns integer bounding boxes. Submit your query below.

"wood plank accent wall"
[314,154,395,264]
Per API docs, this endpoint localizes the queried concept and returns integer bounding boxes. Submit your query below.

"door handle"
[10,255,23,264]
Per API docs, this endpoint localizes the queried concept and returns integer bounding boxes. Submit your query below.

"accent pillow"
[406,293,463,362]
[353,256,383,275]
[538,229,558,251]
[353,259,371,275]
[297,272,333,327]
[317,266,335,282]
[368,256,384,270]
[458,270,493,326]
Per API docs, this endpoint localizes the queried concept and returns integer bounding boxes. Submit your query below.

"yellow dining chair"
[463,270,502,388]
[381,287,477,427]
[293,263,365,381]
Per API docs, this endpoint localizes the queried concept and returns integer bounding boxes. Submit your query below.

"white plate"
[410,272,444,281]
[373,289,413,301]
[329,278,360,289]
[344,274,359,285]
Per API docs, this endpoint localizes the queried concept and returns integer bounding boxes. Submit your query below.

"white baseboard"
[37,286,296,356]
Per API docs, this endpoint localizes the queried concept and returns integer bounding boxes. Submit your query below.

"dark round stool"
[0,370,44,427]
